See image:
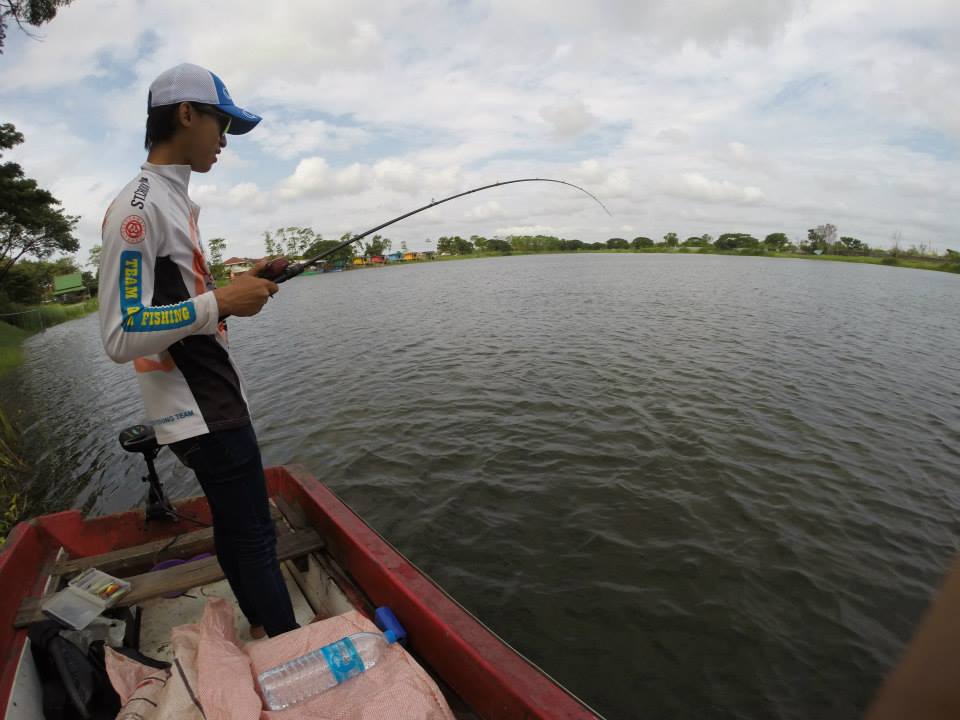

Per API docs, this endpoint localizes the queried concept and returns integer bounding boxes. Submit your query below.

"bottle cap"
[375,606,407,645]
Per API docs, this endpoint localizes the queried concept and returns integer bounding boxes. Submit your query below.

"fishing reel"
[118,424,176,523]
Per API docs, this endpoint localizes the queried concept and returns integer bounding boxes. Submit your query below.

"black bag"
[27,621,123,720]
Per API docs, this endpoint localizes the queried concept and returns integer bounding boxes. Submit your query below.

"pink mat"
[106,598,455,719]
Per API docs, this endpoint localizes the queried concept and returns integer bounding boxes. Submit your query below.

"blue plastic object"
[374,606,407,646]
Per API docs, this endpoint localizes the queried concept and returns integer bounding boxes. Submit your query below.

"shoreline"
[342,248,959,275]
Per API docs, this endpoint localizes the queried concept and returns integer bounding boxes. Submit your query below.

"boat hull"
[1,465,601,719]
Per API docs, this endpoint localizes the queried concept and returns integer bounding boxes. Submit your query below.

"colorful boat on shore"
[0,437,603,718]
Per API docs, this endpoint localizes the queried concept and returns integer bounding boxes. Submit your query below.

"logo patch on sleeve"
[121,215,146,244]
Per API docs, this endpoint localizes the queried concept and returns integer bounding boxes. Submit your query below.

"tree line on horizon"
[247,223,902,263]
[435,225,880,257]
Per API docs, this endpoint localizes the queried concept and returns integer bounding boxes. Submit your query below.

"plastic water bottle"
[257,630,399,710]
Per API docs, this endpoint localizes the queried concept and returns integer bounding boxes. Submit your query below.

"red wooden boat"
[1,460,603,718]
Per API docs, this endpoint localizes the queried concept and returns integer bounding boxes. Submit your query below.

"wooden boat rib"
[0,465,603,719]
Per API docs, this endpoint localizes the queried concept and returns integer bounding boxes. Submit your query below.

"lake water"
[5,253,960,719]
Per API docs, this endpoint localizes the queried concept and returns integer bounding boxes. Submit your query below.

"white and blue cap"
[148,63,261,135]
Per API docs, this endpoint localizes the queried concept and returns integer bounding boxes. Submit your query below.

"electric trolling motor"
[118,424,176,523]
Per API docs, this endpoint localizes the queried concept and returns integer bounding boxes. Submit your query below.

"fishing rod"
[259,178,611,283]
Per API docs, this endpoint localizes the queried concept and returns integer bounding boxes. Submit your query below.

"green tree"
[0,124,79,289]
[3,256,78,304]
[486,238,512,253]
[294,227,314,257]
[559,239,583,251]
[436,236,474,255]
[763,232,789,252]
[839,236,867,254]
[715,233,760,250]
[87,243,101,272]
[362,234,391,257]
[81,269,97,296]
[1,0,75,54]
[663,232,679,247]
[606,238,629,249]
[471,235,488,253]
[273,227,299,257]
[207,237,227,280]
[263,230,277,257]
[632,236,654,249]
[263,226,316,258]
[509,235,562,252]
[303,236,355,266]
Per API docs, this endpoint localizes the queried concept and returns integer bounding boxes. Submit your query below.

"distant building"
[52,273,88,303]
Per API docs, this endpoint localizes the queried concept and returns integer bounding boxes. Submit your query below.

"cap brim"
[218,104,262,135]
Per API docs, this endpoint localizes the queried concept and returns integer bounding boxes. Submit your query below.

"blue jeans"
[170,424,298,637]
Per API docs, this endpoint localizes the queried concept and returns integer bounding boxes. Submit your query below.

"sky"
[1,0,958,263]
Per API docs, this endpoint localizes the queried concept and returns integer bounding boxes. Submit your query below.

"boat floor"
[138,565,316,661]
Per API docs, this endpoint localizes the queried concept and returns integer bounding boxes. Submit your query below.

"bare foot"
[250,624,266,639]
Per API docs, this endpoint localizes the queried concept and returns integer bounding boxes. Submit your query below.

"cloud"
[571,159,607,184]
[657,128,690,144]
[254,119,372,160]
[893,176,939,197]
[539,98,596,140]
[278,157,370,199]
[485,0,805,50]
[373,159,419,193]
[465,201,506,221]
[663,173,765,205]
[227,183,270,211]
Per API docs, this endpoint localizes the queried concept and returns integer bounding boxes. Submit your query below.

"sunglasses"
[193,104,232,136]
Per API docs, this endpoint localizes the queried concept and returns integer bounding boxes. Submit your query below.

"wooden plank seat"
[52,505,284,579]
[15,527,324,628]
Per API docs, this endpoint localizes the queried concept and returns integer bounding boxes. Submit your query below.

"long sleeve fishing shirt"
[100,162,251,444]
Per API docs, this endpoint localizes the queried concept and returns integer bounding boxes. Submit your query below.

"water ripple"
[5,254,960,719]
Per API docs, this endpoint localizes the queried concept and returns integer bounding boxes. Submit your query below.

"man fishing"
[99,63,297,638]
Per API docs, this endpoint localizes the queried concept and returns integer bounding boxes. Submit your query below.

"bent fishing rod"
[259,178,611,283]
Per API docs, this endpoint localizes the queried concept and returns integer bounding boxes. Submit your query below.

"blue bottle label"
[320,637,365,684]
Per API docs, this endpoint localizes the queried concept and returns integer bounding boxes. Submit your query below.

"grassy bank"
[765,252,958,273]
[0,321,29,377]
[0,299,99,376]
[0,297,99,333]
